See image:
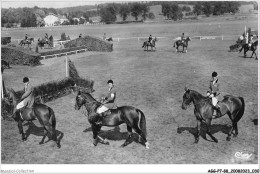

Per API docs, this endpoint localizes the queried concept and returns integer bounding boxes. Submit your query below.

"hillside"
[58,5,98,14]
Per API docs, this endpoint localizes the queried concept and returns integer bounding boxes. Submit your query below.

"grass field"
[1,16,258,164]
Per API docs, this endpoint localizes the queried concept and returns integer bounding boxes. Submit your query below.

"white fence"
[112,35,240,42]
[41,48,88,59]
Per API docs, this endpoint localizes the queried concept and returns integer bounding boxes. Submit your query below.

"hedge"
[64,35,113,52]
[1,46,41,66]
[1,59,94,120]
[1,37,11,45]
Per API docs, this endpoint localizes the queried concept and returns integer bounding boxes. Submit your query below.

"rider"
[181,33,185,44]
[79,33,82,38]
[148,35,152,44]
[25,34,28,41]
[45,33,49,42]
[13,77,35,117]
[248,34,254,47]
[207,71,221,118]
[95,79,117,125]
[103,33,106,40]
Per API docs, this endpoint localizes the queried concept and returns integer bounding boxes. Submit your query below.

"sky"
[1,0,132,9]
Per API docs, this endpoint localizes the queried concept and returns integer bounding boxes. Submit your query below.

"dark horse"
[1,60,10,69]
[142,37,158,51]
[106,37,113,42]
[19,38,34,47]
[74,91,149,148]
[173,37,192,53]
[6,88,60,148]
[38,37,52,49]
[181,87,245,143]
[239,40,258,59]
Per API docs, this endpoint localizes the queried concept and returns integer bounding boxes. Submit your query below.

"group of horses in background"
[19,36,53,49]
[142,36,192,53]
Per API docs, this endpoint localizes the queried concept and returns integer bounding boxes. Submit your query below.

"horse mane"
[190,89,210,102]
[7,88,19,101]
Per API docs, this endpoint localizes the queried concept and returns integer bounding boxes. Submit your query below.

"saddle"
[18,105,36,121]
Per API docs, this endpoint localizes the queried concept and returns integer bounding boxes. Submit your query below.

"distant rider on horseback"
[25,34,28,42]
[207,71,222,118]
[95,79,117,125]
[248,34,254,48]
[148,35,152,44]
[45,33,49,42]
[13,77,35,117]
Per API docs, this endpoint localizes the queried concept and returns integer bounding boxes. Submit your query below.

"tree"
[99,4,117,23]
[161,2,172,19]
[131,3,142,21]
[119,4,130,21]
[202,2,212,17]
[193,2,202,16]
[148,12,155,20]
[140,3,150,21]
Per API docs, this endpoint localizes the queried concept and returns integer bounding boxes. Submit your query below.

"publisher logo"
[235,151,253,160]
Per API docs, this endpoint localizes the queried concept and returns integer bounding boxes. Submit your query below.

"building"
[44,13,69,26]
[44,13,59,26]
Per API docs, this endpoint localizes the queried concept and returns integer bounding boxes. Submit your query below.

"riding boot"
[214,105,222,118]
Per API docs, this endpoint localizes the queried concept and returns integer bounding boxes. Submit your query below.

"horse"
[19,38,34,47]
[239,40,258,60]
[142,37,158,51]
[74,91,149,149]
[37,37,52,49]
[6,88,60,148]
[173,37,192,53]
[181,87,245,143]
[106,37,113,42]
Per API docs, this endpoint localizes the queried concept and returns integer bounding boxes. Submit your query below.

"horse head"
[6,88,19,106]
[186,37,191,42]
[181,87,192,110]
[75,91,86,110]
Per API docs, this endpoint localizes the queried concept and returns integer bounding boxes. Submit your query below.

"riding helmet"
[212,71,218,77]
[23,77,29,83]
[107,80,113,84]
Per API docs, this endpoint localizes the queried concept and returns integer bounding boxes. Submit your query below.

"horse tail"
[136,109,147,138]
[48,107,56,129]
[235,97,245,122]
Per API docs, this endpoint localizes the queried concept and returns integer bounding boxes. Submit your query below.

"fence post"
[65,57,69,77]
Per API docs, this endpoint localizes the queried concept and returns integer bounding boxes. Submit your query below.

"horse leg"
[205,118,218,143]
[39,128,48,144]
[44,124,60,148]
[133,125,149,149]
[91,124,99,146]
[18,120,26,141]
[121,126,133,147]
[194,120,201,144]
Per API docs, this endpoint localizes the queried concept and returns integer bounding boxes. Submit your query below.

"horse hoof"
[214,139,219,143]
[120,144,126,148]
[57,144,61,148]
[226,137,231,141]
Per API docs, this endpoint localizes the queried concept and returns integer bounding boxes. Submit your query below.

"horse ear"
[184,86,188,91]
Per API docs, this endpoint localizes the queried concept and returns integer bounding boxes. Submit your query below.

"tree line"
[161,1,241,20]
[1,6,98,28]
[98,2,155,24]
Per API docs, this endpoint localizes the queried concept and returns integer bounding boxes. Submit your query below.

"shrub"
[1,46,41,66]
[64,35,113,52]
[1,37,11,45]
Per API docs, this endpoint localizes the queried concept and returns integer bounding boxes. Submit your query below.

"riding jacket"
[21,83,35,108]
[103,87,117,109]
